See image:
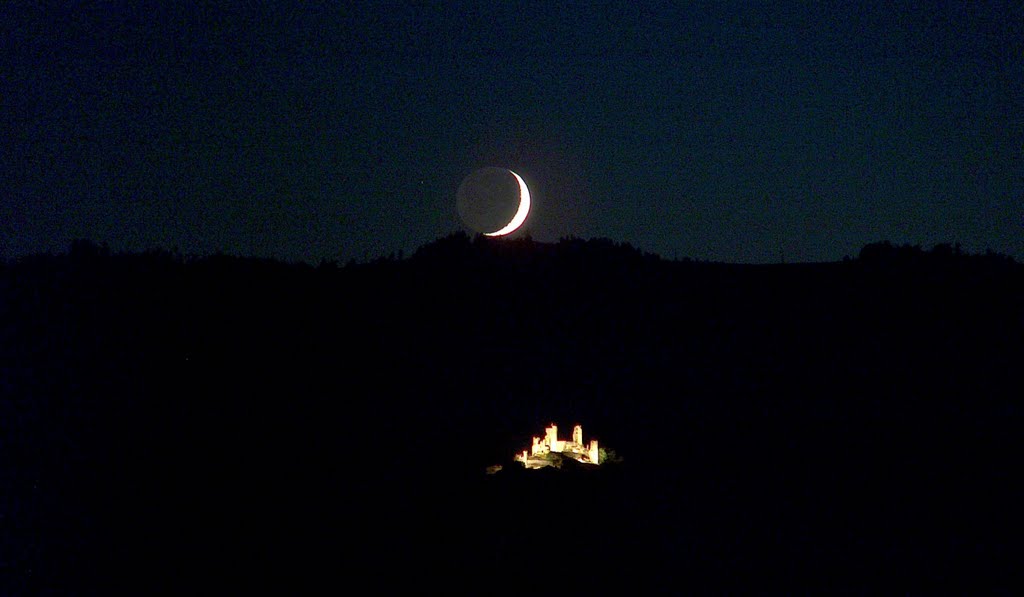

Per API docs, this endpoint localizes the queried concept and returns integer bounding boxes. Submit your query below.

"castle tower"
[589,439,600,464]
[545,424,559,451]
[572,424,583,446]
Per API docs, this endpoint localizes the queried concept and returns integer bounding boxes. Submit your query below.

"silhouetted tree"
[70,239,110,260]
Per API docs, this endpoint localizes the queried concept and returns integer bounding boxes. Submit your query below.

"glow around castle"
[514,423,599,469]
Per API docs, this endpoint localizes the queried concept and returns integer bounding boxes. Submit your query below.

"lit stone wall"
[517,423,600,467]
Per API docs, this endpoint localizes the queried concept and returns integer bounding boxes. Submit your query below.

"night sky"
[4,2,1021,263]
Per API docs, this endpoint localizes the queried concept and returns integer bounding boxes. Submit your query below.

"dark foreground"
[2,237,1021,593]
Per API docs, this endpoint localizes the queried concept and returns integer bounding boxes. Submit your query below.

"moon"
[456,167,531,236]
[484,170,530,236]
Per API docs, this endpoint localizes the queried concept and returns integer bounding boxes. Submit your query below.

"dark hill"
[1,237,1021,593]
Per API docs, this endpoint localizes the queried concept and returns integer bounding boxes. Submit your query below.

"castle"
[514,423,599,469]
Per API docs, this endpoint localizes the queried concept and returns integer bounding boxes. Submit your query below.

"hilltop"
[2,235,1022,592]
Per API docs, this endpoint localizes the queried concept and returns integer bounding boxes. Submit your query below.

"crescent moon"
[483,170,530,237]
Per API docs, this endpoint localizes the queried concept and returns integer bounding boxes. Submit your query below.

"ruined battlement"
[515,423,599,469]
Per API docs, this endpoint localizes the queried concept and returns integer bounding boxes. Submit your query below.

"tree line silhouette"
[2,235,1021,593]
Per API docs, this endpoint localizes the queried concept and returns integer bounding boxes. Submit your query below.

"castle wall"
[518,423,601,467]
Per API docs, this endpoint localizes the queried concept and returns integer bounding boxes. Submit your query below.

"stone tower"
[545,424,558,450]
[572,424,583,445]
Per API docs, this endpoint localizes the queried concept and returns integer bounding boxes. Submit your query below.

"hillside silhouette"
[2,236,1021,593]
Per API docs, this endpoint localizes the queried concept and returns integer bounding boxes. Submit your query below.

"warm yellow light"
[517,422,600,468]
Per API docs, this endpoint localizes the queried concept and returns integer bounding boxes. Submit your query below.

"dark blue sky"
[3,2,1021,263]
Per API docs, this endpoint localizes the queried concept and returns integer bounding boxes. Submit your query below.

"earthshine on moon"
[456,167,531,236]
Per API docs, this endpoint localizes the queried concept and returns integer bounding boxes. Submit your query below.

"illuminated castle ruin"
[514,424,599,469]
